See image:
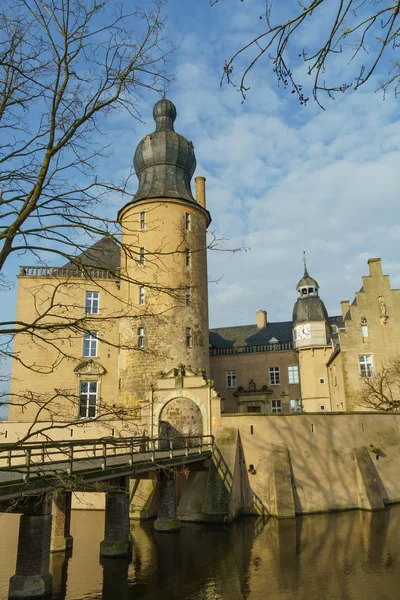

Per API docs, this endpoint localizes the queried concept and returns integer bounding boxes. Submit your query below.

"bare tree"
[0,0,176,433]
[211,0,400,107]
[359,357,400,412]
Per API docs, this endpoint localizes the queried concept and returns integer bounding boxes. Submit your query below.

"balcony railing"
[210,342,293,356]
[19,266,119,279]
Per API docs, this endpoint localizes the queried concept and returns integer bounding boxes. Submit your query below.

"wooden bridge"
[0,435,213,502]
[0,435,214,600]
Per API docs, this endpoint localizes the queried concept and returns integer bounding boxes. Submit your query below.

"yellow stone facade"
[327,258,400,411]
[7,98,400,425]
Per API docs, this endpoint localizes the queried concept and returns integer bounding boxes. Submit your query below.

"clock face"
[296,324,311,340]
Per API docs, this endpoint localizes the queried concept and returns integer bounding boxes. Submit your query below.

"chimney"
[341,300,350,320]
[256,310,267,329]
[195,176,206,208]
[367,257,382,278]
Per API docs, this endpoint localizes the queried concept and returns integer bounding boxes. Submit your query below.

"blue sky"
[2,0,400,369]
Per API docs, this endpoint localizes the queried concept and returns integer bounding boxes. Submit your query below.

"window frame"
[185,287,191,306]
[85,291,99,315]
[140,211,146,230]
[83,331,98,357]
[185,248,191,268]
[288,365,299,384]
[226,370,236,389]
[271,399,282,414]
[359,354,374,378]
[138,327,145,349]
[139,247,145,265]
[290,399,301,413]
[269,366,280,386]
[186,327,192,348]
[139,286,145,306]
[79,380,99,419]
[361,324,368,338]
[185,212,191,231]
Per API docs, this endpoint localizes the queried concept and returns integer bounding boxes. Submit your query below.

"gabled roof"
[62,236,120,270]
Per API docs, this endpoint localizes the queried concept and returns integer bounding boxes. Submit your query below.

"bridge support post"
[50,491,73,552]
[9,494,53,599]
[100,477,132,558]
[154,469,181,533]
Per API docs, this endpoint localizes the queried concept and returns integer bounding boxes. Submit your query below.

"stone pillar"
[50,491,73,552]
[154,470,181,533]
[9,495,53,599]
[100,477,132,558]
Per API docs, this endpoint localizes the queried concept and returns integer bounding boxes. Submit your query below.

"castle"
[8,99,400,425]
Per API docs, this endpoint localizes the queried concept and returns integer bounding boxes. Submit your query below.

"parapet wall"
[219,413,400,515]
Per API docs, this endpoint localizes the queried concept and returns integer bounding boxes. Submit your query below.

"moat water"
[1,505,400,600]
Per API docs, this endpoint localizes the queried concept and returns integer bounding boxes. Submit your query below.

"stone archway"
[159,397,203,448]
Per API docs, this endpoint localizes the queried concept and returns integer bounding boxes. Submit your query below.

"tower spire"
[303,250,309,277]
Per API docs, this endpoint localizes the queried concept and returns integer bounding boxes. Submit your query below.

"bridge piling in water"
[100,476,132,558]
[8,494,53,599]
[50,491,73,552]
[154,469,181,533]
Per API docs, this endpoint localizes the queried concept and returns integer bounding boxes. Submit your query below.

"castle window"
[361,324,368,338]
[186,327,192,348]
[138,327,145,348]
[79,381,98,419]
[139,247,145,265]
[185,287,191,306]
[269,367,280,385]
[140,211,146,230]
[85,291,99,314]
[271,399,282,413]
[320,404,326,411]
[288,365,299,384]
[359,354,373,378]
[247,406,261,413]
[290,399,301,413]
[226,370,236,388]
[139,286,145,306]
[185,248,191,268]
[185,212,191,231]
[83,331,98,357]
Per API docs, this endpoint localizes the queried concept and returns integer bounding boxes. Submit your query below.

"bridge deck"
[0,436,213,502]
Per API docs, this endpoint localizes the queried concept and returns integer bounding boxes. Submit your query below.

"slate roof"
[209,321,294,349]
[293,296,329,324]
[209,315,344,349]
[62,236,120,270]
[133,99,197,204]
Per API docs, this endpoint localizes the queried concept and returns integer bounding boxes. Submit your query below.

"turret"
[293,265,329,348]
[117,99,211,407]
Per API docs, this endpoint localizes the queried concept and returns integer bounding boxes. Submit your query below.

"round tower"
[117,99,211,407]
[292,265,329,349]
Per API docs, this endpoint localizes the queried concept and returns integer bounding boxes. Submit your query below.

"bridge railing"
[0,435,214,482]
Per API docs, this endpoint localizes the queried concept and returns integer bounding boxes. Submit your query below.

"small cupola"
[296,265,319,298]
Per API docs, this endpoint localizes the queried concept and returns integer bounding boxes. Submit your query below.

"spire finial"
[303,251,309,276]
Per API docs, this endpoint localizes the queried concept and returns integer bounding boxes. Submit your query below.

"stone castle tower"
[117,99,211,408]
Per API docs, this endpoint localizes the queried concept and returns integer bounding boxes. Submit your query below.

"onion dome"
[293,265,328,323]
[133,98,196,203]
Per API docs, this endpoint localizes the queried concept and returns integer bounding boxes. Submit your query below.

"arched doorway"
[159,397,203,448]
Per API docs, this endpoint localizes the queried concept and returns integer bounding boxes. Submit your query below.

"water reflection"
[1,506,400,599]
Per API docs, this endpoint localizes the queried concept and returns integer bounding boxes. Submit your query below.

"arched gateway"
[159,397,203,443]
